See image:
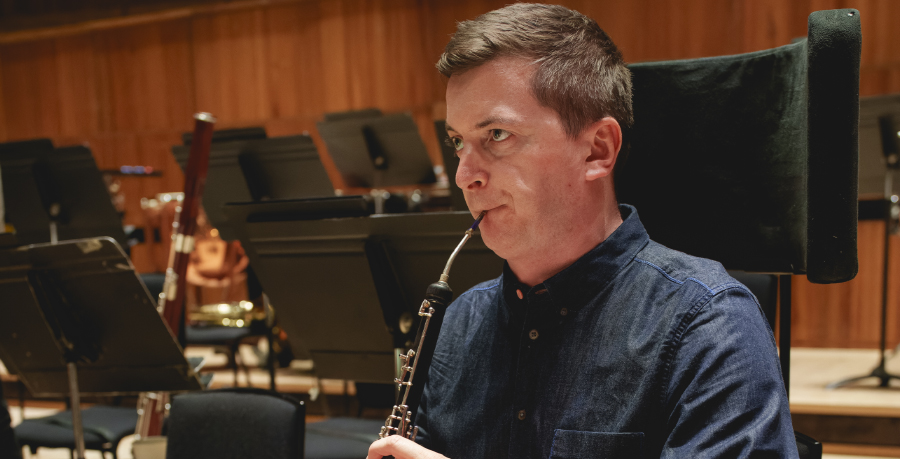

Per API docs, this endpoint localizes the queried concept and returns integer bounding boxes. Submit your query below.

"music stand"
[0,141,127,247]
[172,135,335,241]
[317,111,436,188]
[856,94,900,196]
[828,105,900,389]
[0,139,56,244]
[0,237,204,458]
[222,198,503,383]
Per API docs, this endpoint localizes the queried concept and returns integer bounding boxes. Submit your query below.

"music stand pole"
[66,363,86,459]
[49,221,58,244]
[264,294,276,392]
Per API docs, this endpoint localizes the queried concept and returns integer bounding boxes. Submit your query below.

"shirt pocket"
[549,430,644,459]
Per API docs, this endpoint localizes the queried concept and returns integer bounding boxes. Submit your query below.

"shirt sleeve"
[413,381,433,448]
[661,285,798,458]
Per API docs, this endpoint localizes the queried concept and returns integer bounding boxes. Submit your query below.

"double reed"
[379,211,486,440]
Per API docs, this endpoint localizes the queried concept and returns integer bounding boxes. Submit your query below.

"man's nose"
[455,151,488,191]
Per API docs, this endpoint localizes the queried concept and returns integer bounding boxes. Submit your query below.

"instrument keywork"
[380,211,486,440]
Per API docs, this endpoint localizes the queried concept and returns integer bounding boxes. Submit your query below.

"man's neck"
[509,204,624,286]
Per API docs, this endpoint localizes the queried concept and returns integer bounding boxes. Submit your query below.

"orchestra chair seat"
[185,324,260,386]
[141,271,262,386]
[165,388,304,459]
[13,405,137,459]
[618,9,861,459]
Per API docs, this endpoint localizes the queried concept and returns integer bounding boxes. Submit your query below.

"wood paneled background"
[0,0,898,348]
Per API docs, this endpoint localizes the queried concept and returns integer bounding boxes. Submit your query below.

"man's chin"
[479,231,515,262]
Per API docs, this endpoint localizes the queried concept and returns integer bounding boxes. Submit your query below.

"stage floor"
[791,348,900,413]
[5,346,900,458]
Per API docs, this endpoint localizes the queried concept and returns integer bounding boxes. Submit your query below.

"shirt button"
[529,329,539,340]
[516,289,524,300]
[517,409,526,420]
[560,307,568,316]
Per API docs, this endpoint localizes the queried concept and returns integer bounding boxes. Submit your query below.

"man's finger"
[367,436,447,459]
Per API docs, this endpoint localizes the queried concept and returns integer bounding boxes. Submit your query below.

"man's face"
[446,57,594,265]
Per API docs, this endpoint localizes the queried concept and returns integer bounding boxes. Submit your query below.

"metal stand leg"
[66,363,85,459]
[263,294,276,392]
[778,275,791,399]
[18,380,25,422]
[267,332,276,392]
[49,221,58,245]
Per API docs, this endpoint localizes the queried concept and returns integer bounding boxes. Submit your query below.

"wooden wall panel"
[793,222,900,348]
[136,131,185,195]
[157,21,197,131]
[263,3,324,120]
[0,57,6,142]
[0,40,60,140]
[54,35,98,137]
[192,9,270,124]
[316,0,353,112]
[0,0,898,347]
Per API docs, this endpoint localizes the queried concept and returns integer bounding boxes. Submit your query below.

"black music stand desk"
[172,135,334,242]
[0,237,203,458]
[0,139,55,244]
[0,142,127,247]
[317,112,436,188]
[223,198,504,383]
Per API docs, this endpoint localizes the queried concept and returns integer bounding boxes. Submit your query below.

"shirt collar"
[501,204,650,311]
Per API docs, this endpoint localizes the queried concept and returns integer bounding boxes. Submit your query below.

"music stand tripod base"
[827,364,900,389]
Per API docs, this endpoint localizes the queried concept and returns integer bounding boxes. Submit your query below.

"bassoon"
[379,211,486,440]
[135,112,216,440]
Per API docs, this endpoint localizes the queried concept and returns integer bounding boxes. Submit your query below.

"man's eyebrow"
[475,117,519,129]
[446,117,522,134]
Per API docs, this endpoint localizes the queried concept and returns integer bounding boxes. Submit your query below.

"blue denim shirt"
[414,205,796,458]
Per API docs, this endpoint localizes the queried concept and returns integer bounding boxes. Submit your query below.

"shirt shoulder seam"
[658,289,714,410]
[634,258,714,293]
[658,283,765,410]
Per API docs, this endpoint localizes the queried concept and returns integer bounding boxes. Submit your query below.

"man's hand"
[367,436,448,459]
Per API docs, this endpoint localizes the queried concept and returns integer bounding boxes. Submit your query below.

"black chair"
[795,431,823,459]
[305,417,383,459]
[184,324,258,385]
[0,384,21,459]
[14,405,137,459]
[165,388,383,459]
[618,9,861,459]
[165,388,304,459]
[141,271,266,387]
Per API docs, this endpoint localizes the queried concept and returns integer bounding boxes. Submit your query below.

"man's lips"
[473,205,504,219]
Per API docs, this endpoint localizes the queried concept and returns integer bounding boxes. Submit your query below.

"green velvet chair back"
[617,9,861,284]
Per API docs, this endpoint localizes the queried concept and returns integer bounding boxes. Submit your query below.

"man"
[369,4,796,458]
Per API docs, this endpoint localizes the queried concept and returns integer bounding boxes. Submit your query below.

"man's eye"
[490,129,511,142]
[447,137,464,151]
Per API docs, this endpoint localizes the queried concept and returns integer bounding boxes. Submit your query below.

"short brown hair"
[437,3,633,139]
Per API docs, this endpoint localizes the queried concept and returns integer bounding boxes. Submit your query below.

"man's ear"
[584,117,622,182]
